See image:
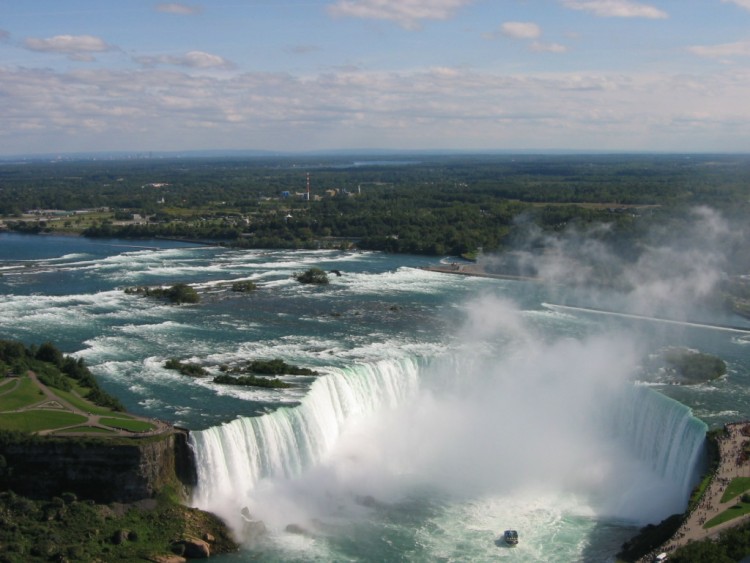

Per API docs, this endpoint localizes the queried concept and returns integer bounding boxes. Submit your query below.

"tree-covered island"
[163,357,320,389]
[640,348,728,386]
[125,282,200,304]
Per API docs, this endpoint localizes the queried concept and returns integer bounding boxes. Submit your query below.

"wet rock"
[148,555,187,563]
[285,523,308,535]
[172,537,210,559]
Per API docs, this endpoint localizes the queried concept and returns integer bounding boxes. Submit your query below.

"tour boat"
[503,530,519,546]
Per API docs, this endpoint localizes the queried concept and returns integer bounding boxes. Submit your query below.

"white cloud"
[501,22,541,40]
[327,0,473,29]
[135,50,234,69]
[23,34,115,61]
[688,40,750,59]
[722,0,750,10]
[155,3,202,15]
[561,0,668,19]
[531,41,568,53]
[492,22,566,53]
[2,65,750,154]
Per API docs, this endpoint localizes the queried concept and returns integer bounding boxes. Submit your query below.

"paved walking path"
[639,422,750,562]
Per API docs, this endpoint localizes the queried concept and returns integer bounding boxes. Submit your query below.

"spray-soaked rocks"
[240,507,268,542]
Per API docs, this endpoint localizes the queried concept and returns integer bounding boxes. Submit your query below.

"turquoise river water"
[2,232,749,562]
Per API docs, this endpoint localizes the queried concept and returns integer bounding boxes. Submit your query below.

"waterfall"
[610,385,707,502]
[189,357,422,518]
[190,356,708,532]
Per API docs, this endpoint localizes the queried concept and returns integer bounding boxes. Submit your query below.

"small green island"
[293,267,329,285]
[654,348,727,385]
[163,358,207,377]
[163,357,320,390]
[231,280,258,292]
[124,282,200,304]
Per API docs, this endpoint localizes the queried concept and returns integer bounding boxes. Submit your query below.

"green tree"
[35,342,63,367]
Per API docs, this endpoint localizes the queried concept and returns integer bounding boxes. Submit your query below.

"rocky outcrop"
[0,429,195,503]
[172,536,211,558]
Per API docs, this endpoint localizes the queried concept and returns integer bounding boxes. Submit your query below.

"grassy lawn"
[0,373,160,436]
[720,477,750,503]
[56,384,131,418]
[0,411,87,433]
[705,500,750,528]
[0,376,44,411]
[53,425,117,435]
[99,417,155,432]
[43,211,114,233]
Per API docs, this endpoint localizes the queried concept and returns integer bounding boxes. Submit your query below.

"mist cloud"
[231,289,686,543]
[483,206,743,321]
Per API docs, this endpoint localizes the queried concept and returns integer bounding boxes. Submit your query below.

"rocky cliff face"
[0,430,196,502]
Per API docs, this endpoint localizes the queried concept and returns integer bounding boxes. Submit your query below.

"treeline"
[3,154,750,212]
[3,154,750,259]
[0,340,124,412]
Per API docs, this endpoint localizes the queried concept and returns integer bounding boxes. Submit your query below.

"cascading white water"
[190,357,422,523]
[190,354,708,538]
[610,385,707,501]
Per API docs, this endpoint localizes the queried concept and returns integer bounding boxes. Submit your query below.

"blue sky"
[2,0,750,155]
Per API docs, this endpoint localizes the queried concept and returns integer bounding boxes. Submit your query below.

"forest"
[2,153,749,261]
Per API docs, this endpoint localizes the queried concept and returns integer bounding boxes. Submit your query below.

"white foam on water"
[192,377,309,405]
[337,267,481,296]
[416,492,603,563]
[188,294,707,561]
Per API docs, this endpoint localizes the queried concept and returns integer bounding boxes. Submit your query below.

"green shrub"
[163,359,206,377]
[247,358,318,376]
[293,267,329,285]
[231,280,257,292]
